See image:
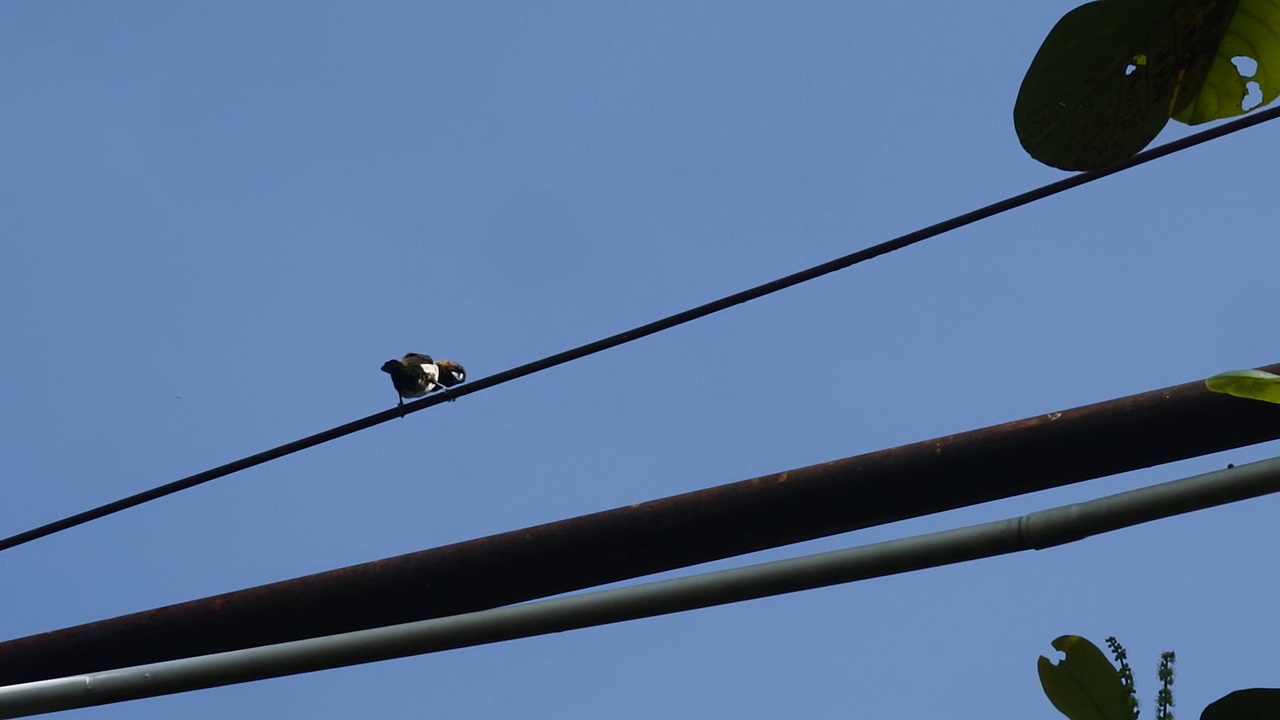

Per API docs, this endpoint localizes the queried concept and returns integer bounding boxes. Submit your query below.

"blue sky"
[3,2,1278,717]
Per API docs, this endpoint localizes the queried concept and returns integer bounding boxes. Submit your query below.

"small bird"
[381,353,467,406]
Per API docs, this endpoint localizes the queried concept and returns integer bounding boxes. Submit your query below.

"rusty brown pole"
[1,365,1278,685]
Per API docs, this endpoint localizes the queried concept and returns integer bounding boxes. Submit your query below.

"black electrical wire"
[4,105,1279,555]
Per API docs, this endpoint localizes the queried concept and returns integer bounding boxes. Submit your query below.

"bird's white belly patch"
[420,363,440,383]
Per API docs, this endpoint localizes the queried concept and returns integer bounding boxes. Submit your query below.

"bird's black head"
[381,360,402,375]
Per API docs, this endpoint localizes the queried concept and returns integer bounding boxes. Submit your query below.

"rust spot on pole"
[1,365,1278,684]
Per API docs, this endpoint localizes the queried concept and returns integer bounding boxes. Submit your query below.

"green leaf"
[1205,369,1280,403]
[1174,0,1280,124]
[1015,0,1239,170]
[1038,635,1137,720]
[1202,688,1280,719]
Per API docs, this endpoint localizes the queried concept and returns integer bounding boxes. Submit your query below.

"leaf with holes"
[1015,0,1242,170]
[1205,369,1280,404]
[1038,635,1137,720]
[1175,0,1280,123]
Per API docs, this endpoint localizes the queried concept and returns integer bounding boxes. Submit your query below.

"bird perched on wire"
[381,353,467,406]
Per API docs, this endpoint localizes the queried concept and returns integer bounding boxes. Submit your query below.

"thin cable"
[4,106,1278,555]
